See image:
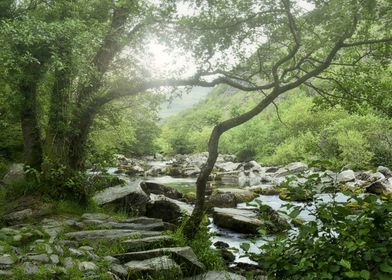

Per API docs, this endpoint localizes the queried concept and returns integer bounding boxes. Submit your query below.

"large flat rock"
[212,207,263,234]
[92,179,149,215]
[121,236,175,252]
[124,255,182,278]
[185,271,246,280]
[146,194,194,223]
[64,229,161,241]
[115,246,205,276]
[214,188,258,203]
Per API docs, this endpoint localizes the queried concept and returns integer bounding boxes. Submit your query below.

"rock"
[50,254,59,264]
[99,221,165,231]
[286,162,308,173]
[245,184,279,195]
[22,262,39,275]
[258,204,290,233]
[115,246,205,275]
[215,162,241,172]
[69,248,84,257]
[111,263,128,278]
[3,209,33,224]
[212,208,263,234]
[27,253,49,263]
[337,170,356,183]
[213,241,230,249]
[368,172,385,182]
[3,163,25,185]
[213,188,257,203]
[219,249,235,263]
[122,236,174,252]
[365,181,387,195]
[0,270,13,276]
[64,229,161,241]
[79,261,98,271]
[265,167,280,173]
[207,192,237,209]
[122,217,163,225]
[81,213,110,220]
[92,179,149,215]
[63,257,75,269]
[104,256,120,264]
[124,256,182,278]
[146,194,193,224]
[184,271,246,280]
[377,166,392,177]
[0,255,14,268]
[183,166,201,177]
[141,182,183,199]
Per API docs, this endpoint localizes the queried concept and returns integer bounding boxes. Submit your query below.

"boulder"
[215,162,241,172]
[64,229,161,241]
[245,184,279,195]
[122,236,174,252]
[213,188,257,203]
[377,166,392,177]
[207,192,237,209]
[103,221,166,231]
[141,182,183,200]
[365,181,386,195]
[184,271,246,280]
[124,256,182,278]
[337,170,356,183]
[3,163,25,185]
[3,209,33,225]
[146,194,193,224]
[92,179,149,215]
[212,208,263,234]
[115,246,205,276]
[276,162,308,177]
[183,166,201,177]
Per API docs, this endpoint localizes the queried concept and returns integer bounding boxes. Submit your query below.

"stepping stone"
[185,271,246,280]
[81,213,110,220]
[64,229,161,241]
[124,256,182,278]
[115,246,205,276]
[103,221,165,231]
[212,207,263,234]
[121,236,174,252]
[122,217,163,225]
[146,194,194,224]
[92,179,149,215]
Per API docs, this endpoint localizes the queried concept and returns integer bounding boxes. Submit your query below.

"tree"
[179,0,392,238]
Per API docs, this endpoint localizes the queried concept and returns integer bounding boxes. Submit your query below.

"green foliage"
[160,89,392,170]
[172,217,225,271]
[254,194,392,280]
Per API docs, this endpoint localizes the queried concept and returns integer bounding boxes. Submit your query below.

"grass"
[170,216,226,271]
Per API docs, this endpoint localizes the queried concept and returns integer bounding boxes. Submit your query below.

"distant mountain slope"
[158,87,211,119]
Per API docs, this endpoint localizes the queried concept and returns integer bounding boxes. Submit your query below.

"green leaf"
[240,242,250,252]
[339,259,351,270]
[289,208,301,219]
[360,270,370,279]
[380,262,392,273]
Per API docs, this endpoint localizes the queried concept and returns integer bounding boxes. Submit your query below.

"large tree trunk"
[183,88,281,239]
[19,68,43,170]
[67,109,96,170]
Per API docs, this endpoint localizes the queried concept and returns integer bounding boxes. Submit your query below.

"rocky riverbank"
[1,153,391,278]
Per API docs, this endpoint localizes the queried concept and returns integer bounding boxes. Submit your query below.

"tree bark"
[19,70,43,170]
[183,88,281,239]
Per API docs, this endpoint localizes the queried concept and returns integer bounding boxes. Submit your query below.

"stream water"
[146,175,353,264]
[106,167,352,265]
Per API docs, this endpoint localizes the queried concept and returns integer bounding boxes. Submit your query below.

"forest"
[0,0,391,279]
